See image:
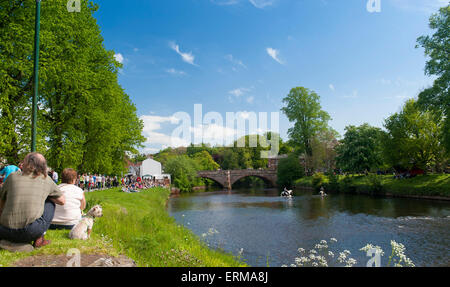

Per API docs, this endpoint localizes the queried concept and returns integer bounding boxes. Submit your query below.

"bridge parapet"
[197,169,277,190]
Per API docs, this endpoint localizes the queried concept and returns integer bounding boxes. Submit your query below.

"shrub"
[339,176,355,193]
[326,173,340,192]
[367,174,384,195]
[277,154,305,188]
[312,172,328,191]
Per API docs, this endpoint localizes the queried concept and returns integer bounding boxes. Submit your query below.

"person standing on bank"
[0,153,65,251]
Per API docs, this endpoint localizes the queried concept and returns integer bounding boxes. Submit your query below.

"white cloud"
[329,84,335,92]
[166,68,187,76]
[225,54,247,69]
[266,47,284,64]
[169,42,197,66]
[249,0,276,9]
[114,53,124,64]
[190,124,241,146]
[229,87,250,98]
[246,96,255,104]
[140,115,189,149]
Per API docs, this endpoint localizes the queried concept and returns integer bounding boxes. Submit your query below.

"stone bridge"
[197,169,278,190]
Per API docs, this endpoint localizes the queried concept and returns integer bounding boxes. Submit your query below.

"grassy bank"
[0,187,244,267]
[295,174,450,198]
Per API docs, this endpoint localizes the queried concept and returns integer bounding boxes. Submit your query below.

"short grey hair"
[22,153,48,178]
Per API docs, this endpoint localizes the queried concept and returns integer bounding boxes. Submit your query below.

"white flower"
[338,252,347,263]
[360,244,385,256]
[345,258,357,267]
[330,238,338,243]
[328,251,334,258]
[297,248,305,253]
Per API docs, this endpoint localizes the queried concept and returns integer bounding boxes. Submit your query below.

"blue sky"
[92,0,448,153]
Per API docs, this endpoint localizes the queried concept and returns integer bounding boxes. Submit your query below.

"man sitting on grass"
[0,153,65,252]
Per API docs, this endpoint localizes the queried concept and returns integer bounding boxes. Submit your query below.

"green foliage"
[339,176,356,194]
[281,87,331,157]
[312,172,328,191]
[326,172,340,192]
[336,124,385,173]
[277,153,304,188]
[416,5,450,152]
[0,0,145,173]
[164,155,201,192]
[192,151,220,171]
[383,99,445,172]
[367,174,384,195]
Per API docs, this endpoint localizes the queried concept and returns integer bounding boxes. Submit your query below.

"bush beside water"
[295,174,450,198]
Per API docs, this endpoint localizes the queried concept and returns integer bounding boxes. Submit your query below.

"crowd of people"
[120,175,170,193]
[75,174,121,192]
[0,153,170,252]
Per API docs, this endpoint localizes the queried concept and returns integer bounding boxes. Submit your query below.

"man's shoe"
[33,236,51,248]
[0,240,34,253]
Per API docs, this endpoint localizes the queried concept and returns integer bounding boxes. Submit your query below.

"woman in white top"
[50,168,86,230]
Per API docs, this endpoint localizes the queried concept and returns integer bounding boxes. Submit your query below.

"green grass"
[0,227,118,267]
[0,187,244,267]
[84,187,244,267]
[295,174,450,198]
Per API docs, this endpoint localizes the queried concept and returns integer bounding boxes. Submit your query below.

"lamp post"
[31,0,41,152]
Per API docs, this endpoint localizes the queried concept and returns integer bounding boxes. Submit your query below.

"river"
[168,188,450,267]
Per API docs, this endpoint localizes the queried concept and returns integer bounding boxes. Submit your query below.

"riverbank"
[0,187,244,267]
[295,174,450,200]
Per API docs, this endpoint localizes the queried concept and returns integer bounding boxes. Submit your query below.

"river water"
[168,189,450,267]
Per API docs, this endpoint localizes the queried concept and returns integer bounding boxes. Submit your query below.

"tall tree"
[0,0,145,174]
[281,87,331,171]
[416,5,450,152]
[383,99,445,172]
[336,124,385,173]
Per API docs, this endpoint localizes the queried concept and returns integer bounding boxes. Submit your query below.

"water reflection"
[168,189,450,267]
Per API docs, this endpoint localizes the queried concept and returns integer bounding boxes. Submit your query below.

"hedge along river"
[168,188,450,267]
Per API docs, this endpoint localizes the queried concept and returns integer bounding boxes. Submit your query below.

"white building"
[140,158,162,177]
[127,158,171,182]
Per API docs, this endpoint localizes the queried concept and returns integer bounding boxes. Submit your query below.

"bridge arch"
[198,175,226,189]
[230,174,277,188]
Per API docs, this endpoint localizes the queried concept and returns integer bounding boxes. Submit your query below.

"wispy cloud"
[169,42,197,66]
[225,54,247,69]
[329,84,335,92]
[140,115,189,149]
[266,47,284,64]
[229,88,250,98]
[249,0,276,9]
[166,68,187,76]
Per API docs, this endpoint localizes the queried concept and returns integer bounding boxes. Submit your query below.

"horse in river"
[281,188,293,198]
